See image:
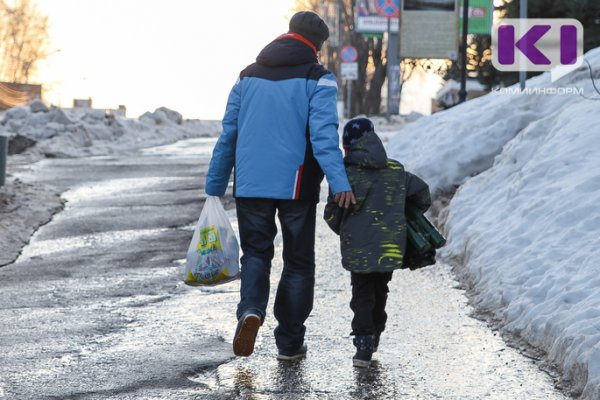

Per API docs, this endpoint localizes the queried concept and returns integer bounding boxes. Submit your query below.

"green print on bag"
[197,225,220,253]
[186,225,231,284]
[184,196,240,286]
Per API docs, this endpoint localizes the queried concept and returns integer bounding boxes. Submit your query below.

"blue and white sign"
[341,62,359,80]
[356,0,399,33]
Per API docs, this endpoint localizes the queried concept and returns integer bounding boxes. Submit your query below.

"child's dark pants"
[350,272,393,336]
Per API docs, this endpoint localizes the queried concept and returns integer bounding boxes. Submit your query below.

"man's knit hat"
[289,11,329,51]
[343,117,375,149]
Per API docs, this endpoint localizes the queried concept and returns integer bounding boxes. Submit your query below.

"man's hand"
[334,191,356,209]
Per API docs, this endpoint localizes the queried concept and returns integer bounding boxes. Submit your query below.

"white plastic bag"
[184,196,240,286]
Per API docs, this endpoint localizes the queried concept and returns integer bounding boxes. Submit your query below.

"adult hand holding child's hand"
[334,191,356,208]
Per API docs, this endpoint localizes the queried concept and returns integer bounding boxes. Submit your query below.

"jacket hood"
[344,131,388,169]
[256,37,318,67]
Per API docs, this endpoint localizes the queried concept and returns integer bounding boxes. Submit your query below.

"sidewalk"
[183,194,567,400]
[0,141,568,399]
[0,138,235,399]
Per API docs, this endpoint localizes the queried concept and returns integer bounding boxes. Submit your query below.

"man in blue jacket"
[206,11,355,360]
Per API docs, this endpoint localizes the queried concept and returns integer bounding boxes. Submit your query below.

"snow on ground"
[1,104,220,159]
[0,178,63,266]
[0,105,221,266]
[1,47,599,397]
[386,47,600,398]
[341,113,423,144]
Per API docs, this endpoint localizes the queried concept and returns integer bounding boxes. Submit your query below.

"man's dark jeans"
[235,197,317,353]
[350,272,393,336]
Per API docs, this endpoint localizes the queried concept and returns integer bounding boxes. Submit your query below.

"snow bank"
[341,114,421,144]
[387,48,600,397]
[0,104,220,158]
[0,104,220,267]
[0,178,63,266]
[386,60,597,195]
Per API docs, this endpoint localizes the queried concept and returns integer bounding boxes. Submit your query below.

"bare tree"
[295,0,387,115]
[0,0,50,83]
[295,0,449,116]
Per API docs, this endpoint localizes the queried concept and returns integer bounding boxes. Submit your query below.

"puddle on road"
[19,228,169,260]
[141,137,217,157]
[64,177,190,203]
[186,359,405,399]
[187,369,221,391]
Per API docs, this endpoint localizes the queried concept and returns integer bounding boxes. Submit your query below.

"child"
[324,117,432,368]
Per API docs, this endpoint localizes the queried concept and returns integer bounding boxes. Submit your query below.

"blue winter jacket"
[205,34,351,202]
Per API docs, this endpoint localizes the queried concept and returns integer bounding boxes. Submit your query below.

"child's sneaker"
[373,332,381,353]
[352,335,374,368]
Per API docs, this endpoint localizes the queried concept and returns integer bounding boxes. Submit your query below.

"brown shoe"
[232,312,261,357]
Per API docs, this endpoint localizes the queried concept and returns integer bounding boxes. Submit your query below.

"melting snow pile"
[0,104,220,158]
[387,48,600,398]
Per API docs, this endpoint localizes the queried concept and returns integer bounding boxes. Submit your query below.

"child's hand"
[334,191,356,208]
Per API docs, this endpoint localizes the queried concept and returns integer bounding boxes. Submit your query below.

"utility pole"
[459,0,470,103]
[386,12,400,114]
[519,0,528,90]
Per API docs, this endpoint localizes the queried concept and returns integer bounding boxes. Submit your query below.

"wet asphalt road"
[0,138,568,399]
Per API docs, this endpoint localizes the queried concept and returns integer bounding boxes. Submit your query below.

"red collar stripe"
[276,33,317,55]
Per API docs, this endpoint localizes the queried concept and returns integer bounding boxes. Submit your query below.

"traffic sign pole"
[375,0,401,115]
[387,18,400,115]
[346,81,351,118]
[340,45,358,118]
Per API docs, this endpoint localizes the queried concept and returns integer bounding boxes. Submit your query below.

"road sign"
[400,0,459,60]
[341,62,359,80]
[459,0,493,35]
[375,0,401,18]
[356,0,399,33]
[340,46,358,62]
